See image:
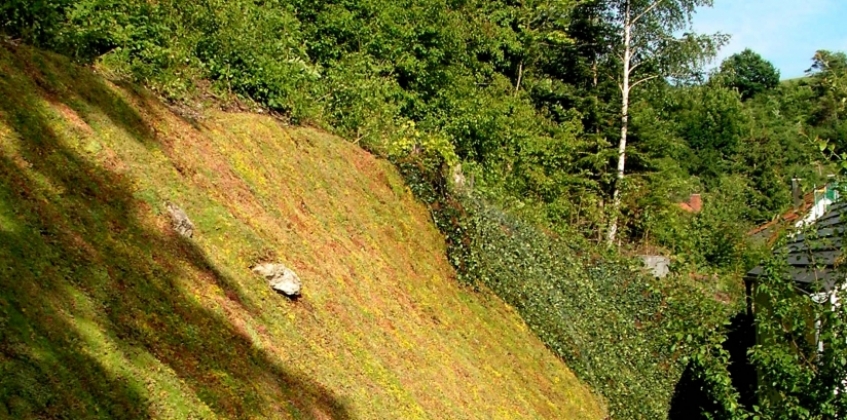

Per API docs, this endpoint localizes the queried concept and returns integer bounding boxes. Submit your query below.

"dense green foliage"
[702,59,847,420]
[749,245,847,418]
[457,198,719,419]
[4,0,847,418]
[0,0,839,248]
[396,151,732,419]
[689,224,847,420]
[0,0,714,244]
[719,49,781,100]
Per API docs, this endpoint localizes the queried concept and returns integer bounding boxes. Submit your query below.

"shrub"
[396,154,733,419]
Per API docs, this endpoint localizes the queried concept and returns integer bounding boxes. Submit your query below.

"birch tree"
[605,0,727,244]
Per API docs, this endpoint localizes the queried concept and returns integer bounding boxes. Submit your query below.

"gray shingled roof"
[745,202,847,292]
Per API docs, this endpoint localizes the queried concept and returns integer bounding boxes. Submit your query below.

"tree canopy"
[719,48,781,100]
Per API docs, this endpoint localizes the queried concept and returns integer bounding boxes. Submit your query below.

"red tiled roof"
[747,191,817,240]
[677,194,702,213]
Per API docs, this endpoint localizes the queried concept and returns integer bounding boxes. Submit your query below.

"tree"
[0,0,70,45]
[605,0,727,244]
[671,83,747,184]
[806,50,847,149]
[483,0,575,96]
[719,49,780,100]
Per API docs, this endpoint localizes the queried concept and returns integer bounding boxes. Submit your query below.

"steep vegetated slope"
[397,156,733,419]
[0,45,605,419]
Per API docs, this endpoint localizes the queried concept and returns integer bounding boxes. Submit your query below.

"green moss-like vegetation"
[0,45,605,419]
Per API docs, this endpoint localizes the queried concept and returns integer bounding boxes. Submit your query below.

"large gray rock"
[166,202,194,238]
[640,255,670,279]
[253,263,302,297]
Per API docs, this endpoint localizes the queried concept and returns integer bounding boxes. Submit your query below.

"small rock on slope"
[253,263,302,297]
[166,202,194,238]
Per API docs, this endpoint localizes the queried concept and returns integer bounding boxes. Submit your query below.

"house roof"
[746,191,817,244]
[745,202,847,292]
[677,194,702,213]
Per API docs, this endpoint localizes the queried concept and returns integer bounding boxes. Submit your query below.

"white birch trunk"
[607,2,632,245]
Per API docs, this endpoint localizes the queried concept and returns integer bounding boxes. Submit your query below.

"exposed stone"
[165,202,194,238]
[253,263,302,297]
[640,255,670,279]
[448,163,473,192]
[450,163,466,189]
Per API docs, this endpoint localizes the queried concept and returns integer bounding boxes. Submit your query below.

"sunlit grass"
[0,44,605,419]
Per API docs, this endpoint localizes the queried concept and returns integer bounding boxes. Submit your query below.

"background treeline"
[2,0,843,266]
[4,0,847,419]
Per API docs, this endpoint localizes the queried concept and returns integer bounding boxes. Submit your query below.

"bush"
[190,0,320,119]
[396,155,733,419]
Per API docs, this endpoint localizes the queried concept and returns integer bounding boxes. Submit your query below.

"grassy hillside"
[0,44,605,419]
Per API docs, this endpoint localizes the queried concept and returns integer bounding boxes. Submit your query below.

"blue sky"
[690,0,847,79]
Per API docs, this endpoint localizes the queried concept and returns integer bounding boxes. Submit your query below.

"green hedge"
[396,153,735,419]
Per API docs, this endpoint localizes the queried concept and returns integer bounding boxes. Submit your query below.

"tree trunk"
[515,60,524,97]
[607,2,632,245]
[592,56,598,90]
